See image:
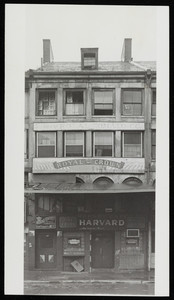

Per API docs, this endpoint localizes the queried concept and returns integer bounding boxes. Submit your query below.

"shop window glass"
[93,132,114,157]
[65,90,84,115]
[65,132,84,157]
[37,132,56,157]
[152,90,156,116]
[122,90,142,116]
[122,132,143,157]
[40,255,45,263]
[36,90,56,116]
[151,130,156,160]
[93,90,113,115]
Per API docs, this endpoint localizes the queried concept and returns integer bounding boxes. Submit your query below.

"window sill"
[35,116,58,119]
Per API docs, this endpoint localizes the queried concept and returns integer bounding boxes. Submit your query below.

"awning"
[24,182,155,194]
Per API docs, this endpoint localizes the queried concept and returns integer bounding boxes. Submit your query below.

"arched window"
[93,177,114,186]
[76,177,84,184]
[122,177,142,186]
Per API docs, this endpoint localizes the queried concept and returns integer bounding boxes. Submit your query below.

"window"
[36,132,56,157]
[36,195,56,214]
[123,177,142,186]
[122,89,142,116]
[151,130,156,160]
[64,132,85,157]
[93,132,114,157]
[81,48,98,70]
[36,90,56,116]
[24,129,28,159]
[64,90,84,115]
[152,89,156,116]
[93,90,114,115]
[126,229,140,238]
[122,132,143,157]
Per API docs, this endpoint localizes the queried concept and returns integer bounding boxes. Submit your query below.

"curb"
[24,279,154,284]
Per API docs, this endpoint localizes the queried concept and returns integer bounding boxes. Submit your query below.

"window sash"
[37,91,56,116]
[93,132,114,157]
[122,132,143,158]
[64,132,85,157]
[122,90,142,116]
[65,91,84,115]
[37,132,56,158]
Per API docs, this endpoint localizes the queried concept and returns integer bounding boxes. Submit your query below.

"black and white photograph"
[5,4,169,296]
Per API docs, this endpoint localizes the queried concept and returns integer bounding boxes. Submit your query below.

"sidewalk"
[24,269,155,284]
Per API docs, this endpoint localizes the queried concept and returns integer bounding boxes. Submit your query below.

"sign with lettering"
[58,215,126,230]
[34,122,145,131]
[36,215,56,229]
[33,157,145,174]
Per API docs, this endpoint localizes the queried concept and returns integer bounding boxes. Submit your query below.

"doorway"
[91,232,114,268]
[36,230,57,269]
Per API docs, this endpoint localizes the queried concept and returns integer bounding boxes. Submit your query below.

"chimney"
[121,38,132,62]
[43,39,54,64]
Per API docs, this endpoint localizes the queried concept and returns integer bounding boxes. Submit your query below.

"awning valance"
[24,182,155,194]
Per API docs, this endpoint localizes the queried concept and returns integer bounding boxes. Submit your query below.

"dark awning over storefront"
[24,182,155,194]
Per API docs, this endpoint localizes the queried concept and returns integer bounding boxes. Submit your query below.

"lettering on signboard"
[53,159,125,170]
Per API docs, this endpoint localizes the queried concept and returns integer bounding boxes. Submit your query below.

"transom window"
[36,132,56,158]
[122,89,142,116]
[93,132,114,157]
[93,90,114,115]
[152,89,156,116]
[64,90,84,115]
[64,132,85,157]
[122,132,143,157]
[151,130,156,160]
[36,90,56,116]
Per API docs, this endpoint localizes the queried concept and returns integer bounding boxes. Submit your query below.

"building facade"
[24,39,156,273]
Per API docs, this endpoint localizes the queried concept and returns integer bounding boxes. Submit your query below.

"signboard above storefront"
[34,122,145,131]
[33,157,145,174]
[36,215,56,229]
[58,215,126,230]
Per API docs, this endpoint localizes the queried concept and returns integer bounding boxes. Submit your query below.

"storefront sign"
[36,216,56,229]
[34,122,145,131]
[33,157,145,174]
[58,215,126,230]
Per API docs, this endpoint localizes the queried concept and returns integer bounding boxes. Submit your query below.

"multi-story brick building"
[24,38,156,273]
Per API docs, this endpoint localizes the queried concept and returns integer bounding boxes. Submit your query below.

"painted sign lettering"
[53,159,125,170]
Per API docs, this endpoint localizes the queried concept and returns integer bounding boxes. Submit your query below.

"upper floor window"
[64,90,84,115]
[36,195,57,214]
[93,132,114,157]
[152,89,156,116]
[81,48,98,70]
[36,132,56,157]
[36,90,56,116]
[151,130,156,160]
[64,132,85,157]
[122,89,143,116]
[122,132,143,157]
[24,129,28,159]
[93,90,114,115]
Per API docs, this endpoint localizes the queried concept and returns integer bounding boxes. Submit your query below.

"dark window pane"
[124,133,141,144]
[40,236,53,248]
[38,146,55,157]
[152,146,156,160]
[95,145,112,156]
[66,145,83,157]
[152,104,156,116]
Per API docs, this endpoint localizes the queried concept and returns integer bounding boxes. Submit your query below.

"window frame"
[121,89,143,116]
[64,131,85,157]
[92,89,115,116]
[151,89,156,116]
[122,131,143,158]
[36,89,57,117]
[151,130,156,160]
[36,131,57,158]
[93,131,114,157]
[63,89,85,116]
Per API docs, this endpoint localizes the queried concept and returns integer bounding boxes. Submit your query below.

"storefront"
[25,184,155,273]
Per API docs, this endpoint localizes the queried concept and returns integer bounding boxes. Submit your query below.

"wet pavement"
[24,281,154,295]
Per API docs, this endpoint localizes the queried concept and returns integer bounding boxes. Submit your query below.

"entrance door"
[36,230,57,269]
[91,232,114,268]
